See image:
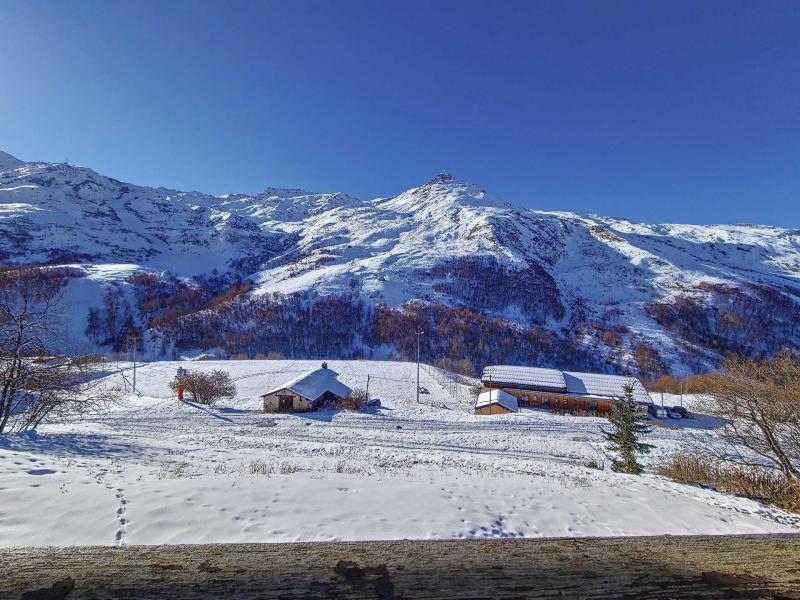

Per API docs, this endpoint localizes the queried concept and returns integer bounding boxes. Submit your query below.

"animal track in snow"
[110,486,128,546]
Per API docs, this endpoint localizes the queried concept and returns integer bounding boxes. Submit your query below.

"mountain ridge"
[1,150,798,375]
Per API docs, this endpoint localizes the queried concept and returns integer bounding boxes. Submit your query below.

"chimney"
[321,361,328,370]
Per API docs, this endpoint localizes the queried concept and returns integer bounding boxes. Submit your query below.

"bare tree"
[698,350,800,482]
[0,267,113,433]
[168,370,236,405]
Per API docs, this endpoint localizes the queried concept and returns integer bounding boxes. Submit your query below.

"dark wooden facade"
[474,403,515,415]
[484,385,614,415]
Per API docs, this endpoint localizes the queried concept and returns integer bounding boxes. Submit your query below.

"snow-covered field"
[1,359,797,547]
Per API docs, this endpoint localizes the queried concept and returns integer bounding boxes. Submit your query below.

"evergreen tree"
[602,383,653,474]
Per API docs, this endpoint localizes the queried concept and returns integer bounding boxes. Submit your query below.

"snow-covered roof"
[475,389,519,412]
[263,367,352,403]
[481,365,652,404]
[563,372,651,403]
[481,365,566,392]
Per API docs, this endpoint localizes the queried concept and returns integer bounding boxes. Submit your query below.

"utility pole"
[415,330,424,404]
[485,374,492,411]
[366,374,370,402]
[128,333,140,395]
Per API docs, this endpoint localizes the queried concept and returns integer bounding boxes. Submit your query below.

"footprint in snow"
[26,469,56,476]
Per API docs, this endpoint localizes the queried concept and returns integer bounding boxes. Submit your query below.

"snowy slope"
[0,150,24,172]
[1,151,799,370]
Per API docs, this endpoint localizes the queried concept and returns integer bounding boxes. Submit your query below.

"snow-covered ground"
[1,360,797,547]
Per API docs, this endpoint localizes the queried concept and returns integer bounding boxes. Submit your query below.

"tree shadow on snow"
[361,405,392,415]
[650,413,726,431]
[217,406,249,415]
[180,400,235,423]
[294,406,393,422]
[0,430,146,459]
[294,410,340,423]
[74,368,118,384]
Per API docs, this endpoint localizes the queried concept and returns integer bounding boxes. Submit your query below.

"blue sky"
[1,0,799,226]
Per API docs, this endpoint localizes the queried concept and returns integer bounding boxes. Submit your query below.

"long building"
[479,365,652,416]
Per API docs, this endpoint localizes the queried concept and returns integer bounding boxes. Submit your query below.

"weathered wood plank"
[1,534,799,599]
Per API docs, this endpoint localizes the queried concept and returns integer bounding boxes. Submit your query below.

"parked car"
[648,404,668,419]
[671,406,691,419]
[666,407,683,419]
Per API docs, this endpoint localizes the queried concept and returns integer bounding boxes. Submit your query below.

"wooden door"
[278,395,293,412]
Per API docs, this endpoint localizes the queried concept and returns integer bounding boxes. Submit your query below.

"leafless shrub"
[254,351,285,360]
[168,369,236,405]
[434,357,475,378]
[331,460,375,475]
[646,373,716,394]
[248,460,272,475]
[278,462,301,474]
[657,453,800,513]
[157,462,197,479]
[336,388,368,411]
[214,460,304,477]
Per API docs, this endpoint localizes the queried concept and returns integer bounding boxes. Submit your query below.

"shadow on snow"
[0,430,146,459]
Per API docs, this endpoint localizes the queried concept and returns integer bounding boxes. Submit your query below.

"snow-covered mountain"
[1,151,798,374]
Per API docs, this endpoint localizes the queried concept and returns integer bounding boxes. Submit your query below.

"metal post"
[415,330,423,404]
[133,343,137,395]
[128,333,140,396]
[366,374,370,402]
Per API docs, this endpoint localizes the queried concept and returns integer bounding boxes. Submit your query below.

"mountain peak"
[0,150,24,172]
[378,174,513,213]
[428,172,454,184]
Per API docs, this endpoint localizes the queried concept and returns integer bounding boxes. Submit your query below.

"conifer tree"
[602,383,653,474]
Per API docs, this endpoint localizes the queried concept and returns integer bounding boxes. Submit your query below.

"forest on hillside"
[73,259,800,378]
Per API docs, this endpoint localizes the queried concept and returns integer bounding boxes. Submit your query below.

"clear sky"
[1,0,799,226]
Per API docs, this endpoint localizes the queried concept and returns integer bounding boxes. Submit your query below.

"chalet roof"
[481,365,566,392]
[475,389,519,412]
[263,367,352,404]
[481,365,652,404]
[563,371,652,404]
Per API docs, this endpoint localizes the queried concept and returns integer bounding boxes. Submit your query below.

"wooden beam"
[2,534,799,599]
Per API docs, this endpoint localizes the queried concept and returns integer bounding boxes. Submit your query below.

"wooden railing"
[2,534,799,598]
